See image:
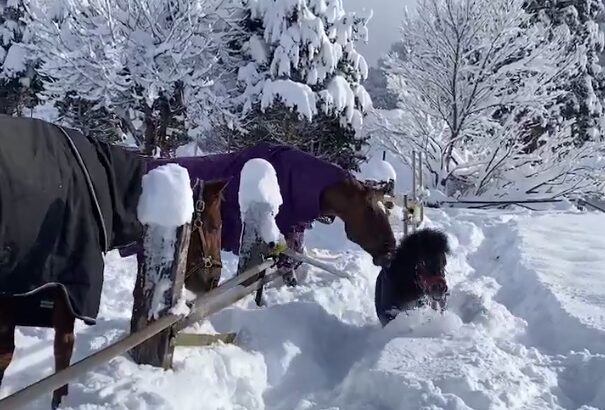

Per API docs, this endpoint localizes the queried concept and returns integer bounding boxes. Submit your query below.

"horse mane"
[391,228,451,270]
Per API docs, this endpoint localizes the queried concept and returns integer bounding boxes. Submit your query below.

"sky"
[344,0,415,67]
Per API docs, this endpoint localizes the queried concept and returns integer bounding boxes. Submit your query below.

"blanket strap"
[55,126,109,252]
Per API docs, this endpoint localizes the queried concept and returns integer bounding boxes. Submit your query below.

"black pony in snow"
[375,228,451,326]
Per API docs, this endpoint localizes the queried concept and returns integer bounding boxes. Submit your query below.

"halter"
[414,260,448,304]
[185,179,222,282]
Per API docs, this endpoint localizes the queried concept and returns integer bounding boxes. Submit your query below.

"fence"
[0,257,277,410]
[0,187,350,409]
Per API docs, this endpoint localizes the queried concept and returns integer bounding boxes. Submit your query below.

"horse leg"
[0,311,16,386]
[51,293,75,410]
[278,225,308,287]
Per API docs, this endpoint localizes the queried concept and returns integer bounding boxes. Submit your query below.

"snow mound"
[7,206,605,409]
[356,157,397,183]
[137,164,193,228]
[239,158,283,244]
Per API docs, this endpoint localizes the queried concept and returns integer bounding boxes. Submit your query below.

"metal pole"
[418,152,424,223]
[177,270,279,331]
[418,152,423,196]
[403,194,409,237]
[412,151,416,200]
[283,249,350,279]
[0,259,276,410]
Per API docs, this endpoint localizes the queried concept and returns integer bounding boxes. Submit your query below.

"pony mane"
[392,228,451,265]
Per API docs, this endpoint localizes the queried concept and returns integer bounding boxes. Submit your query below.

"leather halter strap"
[185,179,222,281]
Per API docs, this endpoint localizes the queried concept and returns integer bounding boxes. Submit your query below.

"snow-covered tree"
[363,42,404,110]
[225,0,373,170]
[27,0,237,156]
[524,0,605,144]
[55,94,124,143]
[374,0,605,199]
[0,0,42,116]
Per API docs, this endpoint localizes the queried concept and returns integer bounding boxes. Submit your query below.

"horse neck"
[319,178,356,220]
[389,256,423,293]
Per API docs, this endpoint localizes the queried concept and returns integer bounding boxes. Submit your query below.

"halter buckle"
[203,257,213,269]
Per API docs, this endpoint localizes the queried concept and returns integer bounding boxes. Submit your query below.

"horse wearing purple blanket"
[122,142,396,290]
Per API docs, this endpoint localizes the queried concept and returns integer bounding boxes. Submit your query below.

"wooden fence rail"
[0,259,277,410]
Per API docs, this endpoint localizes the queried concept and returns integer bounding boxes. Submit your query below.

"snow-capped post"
[236,158,284,306]
[129,164,194,369]
[356,154,397,215]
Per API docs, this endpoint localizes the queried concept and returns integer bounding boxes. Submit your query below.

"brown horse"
[140,144,397,291]
[0,180,226,409]
[320,178,396,267]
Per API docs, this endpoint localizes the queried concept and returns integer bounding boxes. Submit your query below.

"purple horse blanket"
[121,143,350,255]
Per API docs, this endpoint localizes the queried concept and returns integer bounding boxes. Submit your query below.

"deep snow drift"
[2,206,605,409]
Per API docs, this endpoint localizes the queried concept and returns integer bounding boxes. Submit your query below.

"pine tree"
[228,0,373,171]
[524,0,605,143]
[0,0,42,116]
[55,94,124,143]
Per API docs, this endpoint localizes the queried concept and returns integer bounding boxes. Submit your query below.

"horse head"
[321,177,396,267]
[184,179,229,294]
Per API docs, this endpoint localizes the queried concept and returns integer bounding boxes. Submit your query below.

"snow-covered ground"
[2,206,605,409]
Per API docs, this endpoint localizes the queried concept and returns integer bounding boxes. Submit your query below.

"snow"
[1,43,27,77]
[137,164,194,228]
[356,156,397,184]
[246,35,269,66]
[238,0,372,131]
[5,199,605,408]
[239,158,283,244]
[260,79,318,121]
[135,163,194,319]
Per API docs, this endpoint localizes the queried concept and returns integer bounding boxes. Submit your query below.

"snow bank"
[239,158,283,244]
[137,164,194,228]
[10,204,605,409]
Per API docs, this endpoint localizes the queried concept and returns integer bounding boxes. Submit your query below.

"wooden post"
[237,202,274,306]
[129,222,192,369]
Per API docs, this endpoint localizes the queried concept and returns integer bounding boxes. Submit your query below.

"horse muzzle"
[419,275,448,301]
[373,253,393,268]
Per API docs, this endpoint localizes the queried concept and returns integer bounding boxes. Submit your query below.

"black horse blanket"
[375,269,424,326]
[120,143,350,256]
[0,116,145,325]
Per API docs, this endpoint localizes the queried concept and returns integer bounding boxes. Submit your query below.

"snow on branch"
[371,0,605,200]
[26,0,237,148]
[237,0,372,131]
